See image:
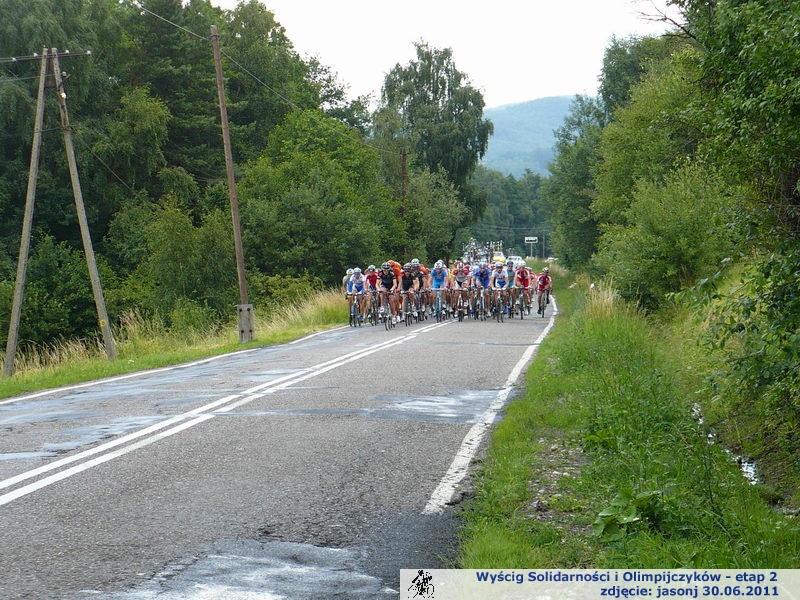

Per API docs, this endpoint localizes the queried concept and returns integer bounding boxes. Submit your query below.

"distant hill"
[482,96,574,178]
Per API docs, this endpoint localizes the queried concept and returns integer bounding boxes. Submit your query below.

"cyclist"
[364,265,379,292]
[387,259,403,284]
[504,259,519,307]
[450,261,472,317]
[399,263,420,318]
[341,268,353,295]
[471,261,492,317]
[363,265,380,322]
[346,267,367,321]
[490,261,511,315]
[429,260,450,317]
[537,266,553,314]
[377,262,400,323]
[514,260,534,312]
[410,258,431,313]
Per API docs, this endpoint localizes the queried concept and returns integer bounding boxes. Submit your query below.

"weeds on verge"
[459,277,800,569]
[0,289,347,399]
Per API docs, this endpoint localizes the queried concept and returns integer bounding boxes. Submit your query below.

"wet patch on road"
[42,415,166,453]
[0,450,56,461]
[370,389,501,423]
[214,389,504,424]
[98,540,397,599]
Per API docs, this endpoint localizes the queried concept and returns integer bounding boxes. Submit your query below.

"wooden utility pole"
[400,149,408,205]
[210,25,253,343]
[3,49,50,377]
[52,49,117,360]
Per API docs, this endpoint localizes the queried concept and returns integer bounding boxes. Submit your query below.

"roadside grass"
[458,276,800,568]
[0,289,347,400]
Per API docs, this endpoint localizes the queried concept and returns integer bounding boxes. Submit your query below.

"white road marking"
[0,325,444,506]
[422,298,558,514]
[0,349,260,407]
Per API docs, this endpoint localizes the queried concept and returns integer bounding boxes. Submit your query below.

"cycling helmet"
[403,262,412,270]
[479,261,487,268]
[346,268,354,275]
[519,260,526,268]
[411,258,420,267]
[495,261,503,268]
[543,267,550,273]
[367,265,376,271]
[434,260,444,269]
[353,267,362,275]
[381,262,390,270]
[506,259,514,266]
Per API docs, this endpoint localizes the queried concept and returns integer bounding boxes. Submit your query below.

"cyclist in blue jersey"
[471,261,492,290]
[346,267,366,321]
[491,261,511,315]
[471,261,492,317]
[504,259,519,307]
[429,260,450,317]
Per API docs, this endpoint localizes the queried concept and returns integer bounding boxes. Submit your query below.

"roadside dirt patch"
[523,433,592,538]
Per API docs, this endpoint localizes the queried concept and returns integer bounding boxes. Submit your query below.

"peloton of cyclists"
[346,257,553,323]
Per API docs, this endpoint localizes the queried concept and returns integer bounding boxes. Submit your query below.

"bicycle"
[453,287,469,322]
[348,293,363,327]
[401,291,417,326]
[474,287,487,321]
[538,289,550,318]
[433,289,445,322]
[366,290,380,326]
[378,290,395,330]
[518,287,531,319]
[494,288,506,323]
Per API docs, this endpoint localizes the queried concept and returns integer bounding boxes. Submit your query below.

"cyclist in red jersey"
[537,266,552,314]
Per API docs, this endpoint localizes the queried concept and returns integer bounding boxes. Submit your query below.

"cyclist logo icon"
[408,569,435,598]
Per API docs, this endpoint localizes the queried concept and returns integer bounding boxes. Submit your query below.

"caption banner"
[399,569,800,600]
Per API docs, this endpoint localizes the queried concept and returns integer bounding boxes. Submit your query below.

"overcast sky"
[210,0,682,108]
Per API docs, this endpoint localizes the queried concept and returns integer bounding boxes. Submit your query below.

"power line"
[0,50,92,64]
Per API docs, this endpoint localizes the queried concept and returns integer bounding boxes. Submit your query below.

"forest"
[1,1,798,478]
[0,0,494,348]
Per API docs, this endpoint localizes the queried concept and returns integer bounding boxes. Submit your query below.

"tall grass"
[459,276,800,569]
[0,289,347,399]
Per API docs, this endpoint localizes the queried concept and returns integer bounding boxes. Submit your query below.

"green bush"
[593,162,744,308]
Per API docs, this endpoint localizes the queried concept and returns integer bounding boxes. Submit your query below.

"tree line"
[0,0,494,348]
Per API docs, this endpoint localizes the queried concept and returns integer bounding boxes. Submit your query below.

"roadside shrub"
[593,162,743,309]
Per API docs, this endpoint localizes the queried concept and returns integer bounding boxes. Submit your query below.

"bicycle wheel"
[348,298,357,327]
[369,295,378,326]
[403,295,413,326]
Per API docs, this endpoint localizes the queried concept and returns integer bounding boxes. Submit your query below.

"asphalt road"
[0,307,555,599]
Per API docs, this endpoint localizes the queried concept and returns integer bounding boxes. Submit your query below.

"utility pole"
[210,25,253,343]
[52,49,117,360]
[3,48,49,377]
[400,149,408,214]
